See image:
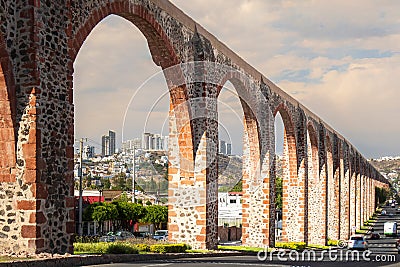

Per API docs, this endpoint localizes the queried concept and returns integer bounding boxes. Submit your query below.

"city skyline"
[74,1,400,158]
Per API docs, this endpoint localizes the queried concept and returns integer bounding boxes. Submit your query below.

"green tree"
[231,179,242,192]
[275,176,283,210]
[100,178,111,189]
[92,202,118,223]
[142,205,168,230]
[112,173,128,190]
[113,200,146,230]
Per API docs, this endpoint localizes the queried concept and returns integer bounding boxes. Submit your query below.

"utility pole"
[78,138,86,236]
[132,146,136,203]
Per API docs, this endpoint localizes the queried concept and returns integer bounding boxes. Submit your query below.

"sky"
[73,0,400,158]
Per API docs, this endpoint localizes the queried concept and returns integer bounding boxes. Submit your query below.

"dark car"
[99,230,135,242]
[397,239,400,254]
[132,231,151,239]
[366,232,380,240]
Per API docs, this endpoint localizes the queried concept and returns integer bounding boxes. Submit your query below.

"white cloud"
[74,2,400,158]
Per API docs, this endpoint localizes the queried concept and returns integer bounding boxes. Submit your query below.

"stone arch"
[273,103,300,242]
[69,4,197,245]
[0,31,16,182]
[69,4,194,172]
[219,76,264,246]
[307,122,319,183]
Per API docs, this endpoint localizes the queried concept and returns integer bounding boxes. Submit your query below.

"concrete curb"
[0,251,249,267]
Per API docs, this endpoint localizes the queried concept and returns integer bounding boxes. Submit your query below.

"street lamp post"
[78,138,86,236]
[132,146,136,203]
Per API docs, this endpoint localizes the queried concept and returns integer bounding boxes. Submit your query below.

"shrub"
[74,242,108,253]
[327,240,338,246]
[135,243,150,252]
[106,243,139,254]
[150,243,188,253]
[74,235,100,243]
[275,242,306,251]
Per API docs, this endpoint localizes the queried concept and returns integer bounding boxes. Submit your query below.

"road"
[84,204,400,267]
[83,254,400,267]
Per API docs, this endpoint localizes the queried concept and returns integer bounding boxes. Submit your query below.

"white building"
[218,192,242,226]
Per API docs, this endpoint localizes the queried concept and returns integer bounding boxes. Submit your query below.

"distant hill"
[370,158,400,175]
[369,158,400,190]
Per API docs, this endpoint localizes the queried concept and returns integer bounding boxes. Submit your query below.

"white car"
[152,230,168,241]
[347,235,368,250]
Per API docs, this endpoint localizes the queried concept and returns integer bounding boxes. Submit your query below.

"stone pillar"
[327,136,340,241]
[0,2,74,254]
[355,156,361,229]
[349,150,356,235]
[307,123,325,245]
[168,79,219,249]
[278,106,306,243]
[317,124,328,244]
[339,142,350,240]
[241,83,274,248]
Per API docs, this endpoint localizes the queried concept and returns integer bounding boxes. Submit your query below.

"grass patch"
[327,240,339,246]
[186,249,210,253]
[275,242,306,250]
[150,243,189,253]
[74,242,138,254]
[306,244,330,250]
[0,256,32,262]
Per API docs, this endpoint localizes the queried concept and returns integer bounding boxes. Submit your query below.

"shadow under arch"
[0,31,16,182]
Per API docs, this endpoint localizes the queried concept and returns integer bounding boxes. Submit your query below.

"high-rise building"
[142,133,151,150]
[219,140,226,155]
[226,143,232,155]
[101,135,110,156]
[142,132,166,151]
[109,130,116,155]
[101,130,116,156]
[122,138,142,154]
[154,134,162,150]
[163,136,169,151]
[83,145,95,159]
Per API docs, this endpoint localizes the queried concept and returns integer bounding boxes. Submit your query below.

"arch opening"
[273,104,298,242]
[216,81,244,242]
[71,9,192,245]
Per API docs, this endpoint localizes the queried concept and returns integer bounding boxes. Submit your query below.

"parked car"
[365,232,380,240]
[347,235,368,250]
[132,231,151,239]
[152,230,168,241]
[99,230,135,242]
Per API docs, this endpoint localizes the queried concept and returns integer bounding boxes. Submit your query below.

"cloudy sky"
[73,0,400,158]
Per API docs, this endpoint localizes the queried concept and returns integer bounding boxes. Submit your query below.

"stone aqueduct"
[0,0,390,253]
